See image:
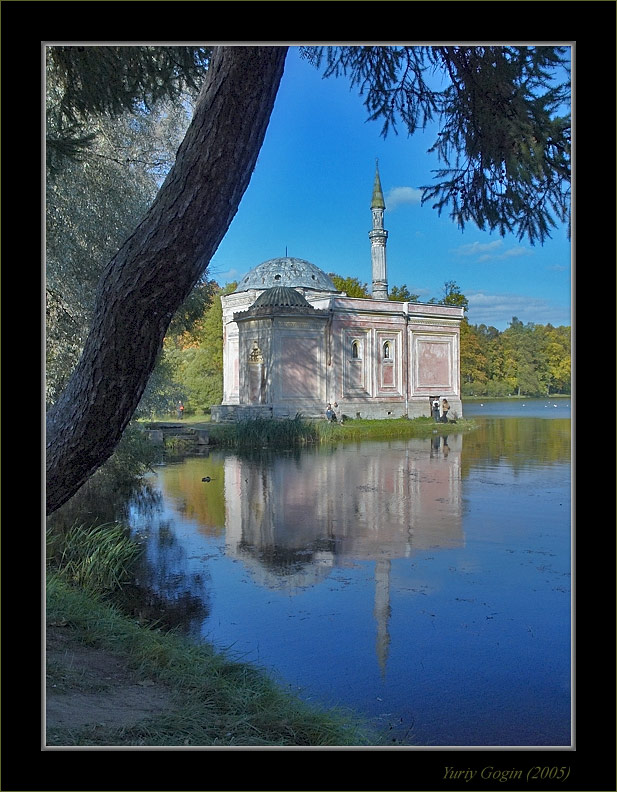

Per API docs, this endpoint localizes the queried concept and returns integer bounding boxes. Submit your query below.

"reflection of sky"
[463,398,571,418]
[128,415,571,746]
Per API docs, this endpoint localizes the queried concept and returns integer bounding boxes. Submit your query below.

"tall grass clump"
[211,414,320,449]
[46,521,142,595]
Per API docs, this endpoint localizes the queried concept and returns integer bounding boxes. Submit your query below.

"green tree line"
[460,316,570,397]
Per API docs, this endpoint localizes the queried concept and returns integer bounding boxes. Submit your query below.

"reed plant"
[210,414,320,449]
[46,521,142,594]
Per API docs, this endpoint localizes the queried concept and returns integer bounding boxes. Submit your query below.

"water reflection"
[50,403,570,744]
[223,435,463,590]
[175,436,462,677]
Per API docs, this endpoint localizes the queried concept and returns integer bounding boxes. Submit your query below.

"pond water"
[117,398,572,747]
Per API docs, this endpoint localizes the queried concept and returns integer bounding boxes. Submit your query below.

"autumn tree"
[428,280,469,312]
[46,106,197,404]
[46,47,209,405]
[459,320,488,390]
[164,282,237,414]
[388,284,420,302]
[328,274,370,298]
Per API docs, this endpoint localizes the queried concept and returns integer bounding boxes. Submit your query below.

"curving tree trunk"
[46,46,288,514]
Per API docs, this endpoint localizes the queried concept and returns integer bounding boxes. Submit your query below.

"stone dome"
[237,257,337,292]
[250,286,311,308]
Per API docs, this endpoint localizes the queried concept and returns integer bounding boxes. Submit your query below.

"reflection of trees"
[112,581,208,637]
[47,469,210,637]
[48,472,161,530]
[131,518,212,637]
[161,456,226,534]
[460,417,570,479]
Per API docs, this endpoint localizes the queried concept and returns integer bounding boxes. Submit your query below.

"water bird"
[201,476,213,482]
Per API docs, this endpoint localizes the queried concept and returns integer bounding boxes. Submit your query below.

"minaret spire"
[369,159,388,300]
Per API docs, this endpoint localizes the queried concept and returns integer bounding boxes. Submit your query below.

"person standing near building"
[441,398,450,423]
[432,398,441,422]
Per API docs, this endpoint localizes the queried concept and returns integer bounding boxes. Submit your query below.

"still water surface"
[128,399,571,746]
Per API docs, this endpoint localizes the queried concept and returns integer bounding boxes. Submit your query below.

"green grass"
[315,414,475,442]
[140,411,476,448]
[46,574,381,747]
[205,414,475,449]
[46,521,142,593]
[45,522,381,746]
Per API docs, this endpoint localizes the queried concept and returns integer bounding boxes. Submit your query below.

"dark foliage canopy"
[46,45,211,171]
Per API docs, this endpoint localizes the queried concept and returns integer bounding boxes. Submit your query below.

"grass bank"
[46,576,380,747]
[45,524,381,747]
[146,413,476,450]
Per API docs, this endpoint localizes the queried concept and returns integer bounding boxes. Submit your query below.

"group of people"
[325,402,341,422]
[326,400,450,423]
[432,397,450,423]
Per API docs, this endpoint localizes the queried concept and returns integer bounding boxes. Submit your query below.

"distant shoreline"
[463,394,570,402]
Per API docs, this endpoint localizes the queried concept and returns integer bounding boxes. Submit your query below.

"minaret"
[374,558,392,678]
[369,160,389,300]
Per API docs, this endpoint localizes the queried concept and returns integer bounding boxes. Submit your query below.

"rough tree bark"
[46,46,288,515]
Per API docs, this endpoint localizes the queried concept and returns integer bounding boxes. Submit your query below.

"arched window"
[383,341,391,359]
[351,340,359,359]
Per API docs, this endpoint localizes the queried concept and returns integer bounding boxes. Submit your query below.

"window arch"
[351,340,360,359]
[383,341,391,359]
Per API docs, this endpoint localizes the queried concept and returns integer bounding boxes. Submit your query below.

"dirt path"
[45,626,172,736]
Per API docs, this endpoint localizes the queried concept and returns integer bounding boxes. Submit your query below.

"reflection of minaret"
[369,159,389,300]
[374,558,392,677]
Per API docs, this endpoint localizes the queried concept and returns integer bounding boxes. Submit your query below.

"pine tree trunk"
[46,46,288,514]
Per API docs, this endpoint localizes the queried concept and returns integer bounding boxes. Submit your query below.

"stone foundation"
[211,398,463,423]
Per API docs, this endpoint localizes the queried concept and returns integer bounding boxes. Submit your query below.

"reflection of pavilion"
[223,436,463,675]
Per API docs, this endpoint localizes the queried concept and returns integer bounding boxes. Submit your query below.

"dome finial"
[371,160,385,210]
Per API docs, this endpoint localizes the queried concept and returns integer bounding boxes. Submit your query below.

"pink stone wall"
[414,338,453,390]
[279,336,323,400]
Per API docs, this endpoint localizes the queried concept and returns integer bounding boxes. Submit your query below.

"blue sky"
[208,47,572,331]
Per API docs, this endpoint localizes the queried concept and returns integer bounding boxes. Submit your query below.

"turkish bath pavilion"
[211,165,463,423]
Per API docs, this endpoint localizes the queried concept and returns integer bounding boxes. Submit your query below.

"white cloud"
[385,186,423,210]
[453,240,532,262]
[209,265,243,284]
[455,240,503,257]
[466,290,570,329]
